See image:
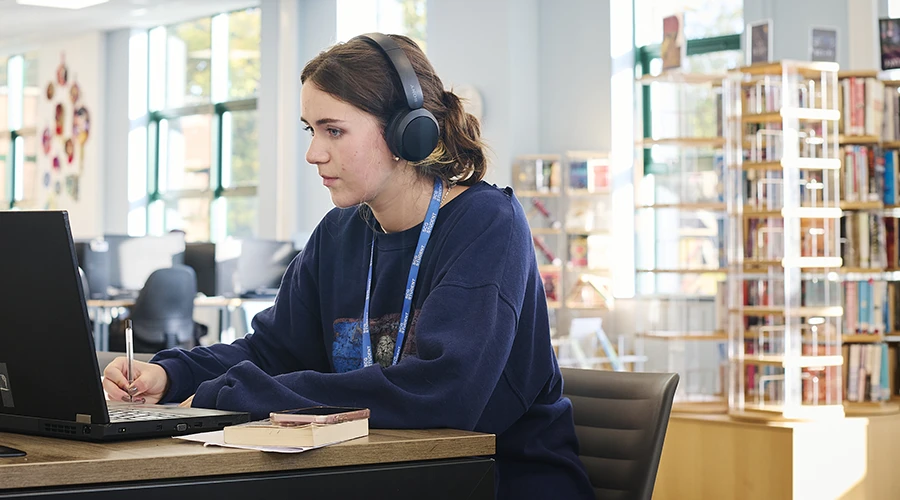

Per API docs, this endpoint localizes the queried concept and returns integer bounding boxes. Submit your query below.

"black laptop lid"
[0,210,109,424]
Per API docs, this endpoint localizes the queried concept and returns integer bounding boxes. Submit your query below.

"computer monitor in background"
[73,239,111,299]
[235,239,300,297]
[183,239,299,298]
[111,233,186,294]
[184,242,217,297]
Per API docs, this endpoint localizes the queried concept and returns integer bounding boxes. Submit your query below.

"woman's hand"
[102,357,169,404]
[179,394,195,408]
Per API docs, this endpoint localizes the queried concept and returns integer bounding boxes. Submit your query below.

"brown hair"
[300,34,487,186]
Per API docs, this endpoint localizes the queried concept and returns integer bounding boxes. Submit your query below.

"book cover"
[661,13,684,71]
[223,418,369,448]
[747,19,772,65]
[880,18,900,71]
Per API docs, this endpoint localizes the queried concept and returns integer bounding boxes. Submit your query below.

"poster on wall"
[661,13,685,71]
[746,19,773,66]
[39,52,91,208]
[879,18,900,70]
[809,27,838,63]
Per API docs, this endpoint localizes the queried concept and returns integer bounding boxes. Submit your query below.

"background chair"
[109,265,201,354]
[561,368,679,500]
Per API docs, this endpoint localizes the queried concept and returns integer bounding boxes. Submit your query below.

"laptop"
[0,210,250,441]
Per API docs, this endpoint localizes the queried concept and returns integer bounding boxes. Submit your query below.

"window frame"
[635,26,741,294]
[1,54,38,210]
[139,8,260,241]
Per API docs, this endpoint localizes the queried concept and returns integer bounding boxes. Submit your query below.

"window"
[634,1,743,296]
[130,7,261,241]
[633,0,743,48]
[336,0,426,50]
[0,52,39,209]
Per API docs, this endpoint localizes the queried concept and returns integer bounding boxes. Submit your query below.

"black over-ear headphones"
[356,33,440,162]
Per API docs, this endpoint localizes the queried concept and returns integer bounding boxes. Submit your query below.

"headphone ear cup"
[388,108,440,163]
[384,111,407,160]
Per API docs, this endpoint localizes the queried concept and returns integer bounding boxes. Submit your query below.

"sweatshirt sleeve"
[191,200,533,429]
[152,229,327,405]
[194,283,521,428]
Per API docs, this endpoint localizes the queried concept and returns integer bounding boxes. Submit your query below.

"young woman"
[103,33,593,499]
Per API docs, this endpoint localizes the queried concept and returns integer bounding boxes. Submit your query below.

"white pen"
[125,319,134,403]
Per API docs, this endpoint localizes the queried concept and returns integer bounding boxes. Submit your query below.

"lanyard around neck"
[361,177,444,368]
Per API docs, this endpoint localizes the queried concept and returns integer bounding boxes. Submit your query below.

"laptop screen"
[0,211,109,425]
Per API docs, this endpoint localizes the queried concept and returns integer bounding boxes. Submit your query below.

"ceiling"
[0,0,260,53]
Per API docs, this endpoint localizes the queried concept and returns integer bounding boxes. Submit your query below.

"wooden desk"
[0,428,495,499]
[653,413,872,500]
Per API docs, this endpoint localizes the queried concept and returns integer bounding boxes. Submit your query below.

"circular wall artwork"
[42,128,51,155]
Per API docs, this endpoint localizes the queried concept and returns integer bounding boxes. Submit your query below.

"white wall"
[34,32,106,239]
[104,29,131,235]
[294,0,340,242]
[539,0,612,153]
[743,0,852,67]
[427,0,540,188]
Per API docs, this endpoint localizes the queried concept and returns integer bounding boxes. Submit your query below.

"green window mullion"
[211,104,225,240]
[147,115,162,233]
[639,33,742,61]
[638,46,653,171]
[9,130,17,208]
[213,103,226,199]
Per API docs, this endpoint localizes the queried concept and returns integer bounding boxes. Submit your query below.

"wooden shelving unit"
[633,69,728,413]
[512,152,619,369]
[835,70,900,415]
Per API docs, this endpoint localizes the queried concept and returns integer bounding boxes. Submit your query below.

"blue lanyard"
[361,177,443,367]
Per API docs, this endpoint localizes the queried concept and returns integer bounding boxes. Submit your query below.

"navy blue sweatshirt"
[152,181,594,499]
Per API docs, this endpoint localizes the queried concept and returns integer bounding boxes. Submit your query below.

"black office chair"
[561,368,679,500]
[109,265,200,353]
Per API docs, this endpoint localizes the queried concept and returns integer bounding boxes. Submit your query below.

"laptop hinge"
[76,414,91,424]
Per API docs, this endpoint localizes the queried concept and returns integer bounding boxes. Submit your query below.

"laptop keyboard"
[108,408,184,422]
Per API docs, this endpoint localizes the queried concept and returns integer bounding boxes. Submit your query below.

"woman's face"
[301,82,397,208]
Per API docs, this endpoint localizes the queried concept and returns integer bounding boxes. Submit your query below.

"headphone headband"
[353,32,440,162]
[357,33,424,110]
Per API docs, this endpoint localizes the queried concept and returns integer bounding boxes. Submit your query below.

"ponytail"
[413,89,488,186]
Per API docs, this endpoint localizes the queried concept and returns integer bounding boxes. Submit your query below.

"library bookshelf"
[834,69,900,415]
[513,152,622,369]
[724,60,845,422]
[634,70,729,413]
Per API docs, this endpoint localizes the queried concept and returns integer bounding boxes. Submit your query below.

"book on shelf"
[843,343,893,402]
[223,418,369,448]
[514,156,561,193]
[841,145,885,202]
[839,76,884,137]
[539,268,560,303]
[841,212,887,269]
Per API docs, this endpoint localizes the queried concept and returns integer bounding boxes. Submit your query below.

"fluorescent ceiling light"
[16,0,110,9]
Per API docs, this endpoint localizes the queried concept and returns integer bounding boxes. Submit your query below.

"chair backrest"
[561,368,679,500]
[77,266,90,299]
[130,265,197,347]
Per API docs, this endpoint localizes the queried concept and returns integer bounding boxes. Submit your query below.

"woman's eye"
[327,128,342,138]
[302,125,314,136]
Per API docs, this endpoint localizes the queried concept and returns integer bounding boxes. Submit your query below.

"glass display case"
[723,60,845,421]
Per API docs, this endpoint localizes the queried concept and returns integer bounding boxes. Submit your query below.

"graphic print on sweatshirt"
[332,310,421,372]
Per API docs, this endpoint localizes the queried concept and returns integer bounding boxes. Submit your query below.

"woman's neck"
[367,172,437,234]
